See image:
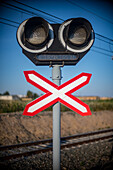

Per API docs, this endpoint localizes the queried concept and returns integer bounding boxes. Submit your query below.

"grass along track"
[0,99,113,113]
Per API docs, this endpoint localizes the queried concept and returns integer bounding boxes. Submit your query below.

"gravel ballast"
[0,139,113,170]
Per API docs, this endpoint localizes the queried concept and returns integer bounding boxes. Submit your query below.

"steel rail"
[0,134,112,161]
[61,134,113,149]
[61,128,113,141]
[0,139,52,151]
[0,128,113,151]
[0,129,113,161]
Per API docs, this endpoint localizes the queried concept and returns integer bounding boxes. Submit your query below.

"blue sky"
[0,0,113,97]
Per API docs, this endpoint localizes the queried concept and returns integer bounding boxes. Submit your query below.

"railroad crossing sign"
[23,70,92,116]
[17,16,95,170]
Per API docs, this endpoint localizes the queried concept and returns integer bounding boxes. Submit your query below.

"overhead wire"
[109,43,113,53]
[1,0,113,43]
[95,33,113,42]
[0,22,112,58]
[1,17,113,50]
[93,46,113,54]
[0,16,112,56]
[1,1,39,17]
[91,49,112,57]
[64,0,113,46]
[1,4,34,17]
[1,1,57,23]
[0,21,18,28]
[96,37,113,46]
[11,0,64,22]
[0,17,20,25]
[0,12,112,46]
[65,0,113,25]
[0,1,113,56]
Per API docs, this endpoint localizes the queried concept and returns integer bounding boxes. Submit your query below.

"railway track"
[0,128,113,161]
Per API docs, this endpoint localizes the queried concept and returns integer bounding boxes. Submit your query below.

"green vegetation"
[0,91,10,96]
[0,100,28,113]
[84,99,113,111]
[27,90,39,99]
[0,99,113,113]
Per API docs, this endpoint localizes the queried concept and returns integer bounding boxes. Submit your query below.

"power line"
[0,21,17,28]
[0,15,113,48]
[109,43,113,53]
[11,0,113,42]
[96,37,113,46]
[1,0,113,43]
[1,1,57,23]
[65,0,113,25]
[1,1,37,17]
[11,0,64,22]
[1,4,34,17]
[1,2,113,49]
[0,17,113,54]
[95,33,113,42]
[91,49,112,57]
[0,17,19,25]
[1,4,56,24]
[93,46,113,53]
[0,21,112,58]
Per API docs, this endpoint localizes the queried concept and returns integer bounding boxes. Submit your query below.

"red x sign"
[23,71,92,116]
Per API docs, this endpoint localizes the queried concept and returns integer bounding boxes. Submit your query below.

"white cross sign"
[23,70,92,116]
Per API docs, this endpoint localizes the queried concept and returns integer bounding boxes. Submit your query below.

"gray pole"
[52,65,62,170]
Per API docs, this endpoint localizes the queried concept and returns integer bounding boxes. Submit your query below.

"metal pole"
[52,65,62,170]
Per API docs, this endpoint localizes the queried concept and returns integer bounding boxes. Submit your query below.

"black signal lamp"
[17,17,95,65]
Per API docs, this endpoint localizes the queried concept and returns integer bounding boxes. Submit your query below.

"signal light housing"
[17,17,54,54]
[59,18,94,53]
[17,17,95,65]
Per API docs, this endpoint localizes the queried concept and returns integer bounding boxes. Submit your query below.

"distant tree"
[33,93,39,99]
[27,90,33,98]
[3,91,10,95]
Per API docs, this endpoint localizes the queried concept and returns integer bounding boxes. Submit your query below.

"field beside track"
[0,99,113,113]
[0,99,113,146]
[0,110,113,146]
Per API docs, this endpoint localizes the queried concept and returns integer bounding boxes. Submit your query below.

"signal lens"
[26,25,47,45]
[69,27,87,45]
